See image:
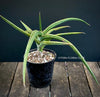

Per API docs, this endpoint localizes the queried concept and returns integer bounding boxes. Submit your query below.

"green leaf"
[69,43,99,85]
[42,34,99,84]
[56,32,85,36]
[43,17,90,35]
[23,30,39,86]
[20,20,32,33]
[39,12,42,31]
[40,40,70,51]
[42,34,69,43]
[41,41,70,45]
[46,26,70,34]
[0,15,30,37]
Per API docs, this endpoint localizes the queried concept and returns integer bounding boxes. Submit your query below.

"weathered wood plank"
[67,62,92,97]
[51,62,70,97]
[83,62,100,97]
[29,87,49,97]
[98,62,100,67]
[0,62,2,66]
[0,62,17,97]
[9,62,29,97]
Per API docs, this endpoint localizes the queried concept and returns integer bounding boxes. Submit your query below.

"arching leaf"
[43,17,90,35]
[41,41,70,45]
[42,34,99,84]
[46,26,70,34]
[56,32,85,36]
[23,30,39,86]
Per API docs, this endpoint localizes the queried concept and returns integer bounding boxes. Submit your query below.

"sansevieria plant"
[0,13,99,87]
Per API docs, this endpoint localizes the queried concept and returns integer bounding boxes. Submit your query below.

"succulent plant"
[0,13,98,86]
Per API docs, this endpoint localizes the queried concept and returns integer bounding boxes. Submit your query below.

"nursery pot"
[27,48,56,88]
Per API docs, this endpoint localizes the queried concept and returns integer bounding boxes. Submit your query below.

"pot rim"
[27,48,57,64]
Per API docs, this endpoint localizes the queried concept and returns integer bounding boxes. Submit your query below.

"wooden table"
[0,62,100,97]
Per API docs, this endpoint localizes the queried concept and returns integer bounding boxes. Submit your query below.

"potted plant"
[0,13,98,88]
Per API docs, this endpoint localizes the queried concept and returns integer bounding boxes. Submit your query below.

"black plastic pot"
[27,48,56,88]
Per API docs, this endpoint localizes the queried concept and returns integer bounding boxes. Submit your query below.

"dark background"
[0,0,100,61]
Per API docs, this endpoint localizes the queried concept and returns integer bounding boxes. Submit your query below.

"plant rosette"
[0,13,99,88]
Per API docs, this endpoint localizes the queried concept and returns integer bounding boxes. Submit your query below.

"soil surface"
[27,50,55,63]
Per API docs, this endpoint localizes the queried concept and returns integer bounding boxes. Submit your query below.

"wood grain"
[0,62,17,97]
[0,62,2,66]
[67,62,92,97]
[9,62,29,97]
[83,62,100,97]
[98,62,100,67]
[51,62,70,97]
[29,86,49,97]
[0,62,100,97]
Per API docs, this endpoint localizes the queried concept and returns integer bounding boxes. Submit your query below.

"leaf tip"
[23,82,26,87]
[89,24,91,27]
[20,20,24,26]
[0,15,3,18]
[39,11,41,16]
[87,23,91,27]
[67,26,71,28]
[20,20,23,23]
[82,32,86,34]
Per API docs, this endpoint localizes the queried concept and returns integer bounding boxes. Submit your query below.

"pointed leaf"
[39,12,42,31]
[0,15,30,37]
[43,17,90,34]
[56,32,85,36]
[42,34,99,84]
[20,20,32,33]
[41,41,70,45]
[23,30,39,86]
[46,26,70,34]
[42,34,69,43]
[69,43,99,84]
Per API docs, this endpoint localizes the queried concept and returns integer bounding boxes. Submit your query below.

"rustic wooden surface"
[0,62,100,97]
[67,62,92,97]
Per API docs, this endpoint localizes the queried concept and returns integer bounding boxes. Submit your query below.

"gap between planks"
[51,62,70,97]
[7,62,19,97]
[0,62,99,97]
[66,62,92,97]
[0,62,18,97]
[29,62,70,97]
[83,62,100,97]
[8,62,29,97]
